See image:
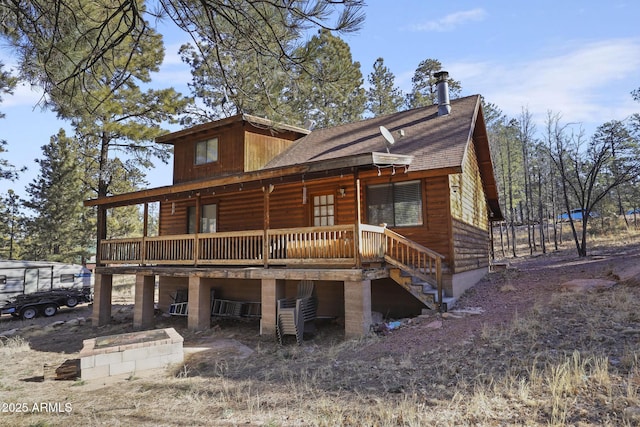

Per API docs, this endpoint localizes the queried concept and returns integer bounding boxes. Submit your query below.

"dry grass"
[1,244,640,426]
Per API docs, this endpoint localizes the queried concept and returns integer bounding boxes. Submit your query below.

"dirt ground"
[2,238,639,367]
[1,237,640,426]
[346,240,640,364]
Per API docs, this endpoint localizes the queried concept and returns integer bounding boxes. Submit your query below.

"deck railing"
[146,234,195,264]
[100,238,143,264]
[359,224,386,261]
[98,224,444,306]
[267,225,356,265]
[198,230,264,265]
[383,227,444,307]
[99,225,359,266]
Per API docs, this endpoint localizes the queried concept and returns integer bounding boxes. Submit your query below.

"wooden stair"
[389,268,456,312]
[382,228,449,312]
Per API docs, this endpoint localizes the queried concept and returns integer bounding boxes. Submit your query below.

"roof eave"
[156,114,310,144]
[84,152,413,208]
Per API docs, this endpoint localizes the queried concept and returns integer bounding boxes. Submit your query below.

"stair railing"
[382,227,445,310]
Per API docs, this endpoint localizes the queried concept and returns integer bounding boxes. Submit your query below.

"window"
[195,138,218,165]
[313,194,335,226]
[60,274,75,283]
[188,204,217,233]
[367,180,423,227]
[0,275,5,285]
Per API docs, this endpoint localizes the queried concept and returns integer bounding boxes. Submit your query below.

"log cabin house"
[85,73,503,338]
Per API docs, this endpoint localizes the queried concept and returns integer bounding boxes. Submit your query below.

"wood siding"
[244,132,296,172]
[269,177,355,228]
[450,137,489,229]
[451,218,490,271]
[357,170,453,265]
[449,137,491,272]
[171,122,301,184]
[172,121,245,184]
[159,170,457,267]
[160,176,357,236]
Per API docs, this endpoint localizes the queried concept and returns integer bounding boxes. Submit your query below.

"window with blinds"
[195,138,218,165]
[366,180,423,227]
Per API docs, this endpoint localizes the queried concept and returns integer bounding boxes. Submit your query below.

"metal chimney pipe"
[435,71,451,116]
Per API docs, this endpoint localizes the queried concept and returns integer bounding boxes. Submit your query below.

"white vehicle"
[0,260,92,302]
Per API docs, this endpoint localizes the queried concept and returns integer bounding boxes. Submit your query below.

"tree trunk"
[537,170,546,254]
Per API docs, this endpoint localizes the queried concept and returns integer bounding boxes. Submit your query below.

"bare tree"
[517,107,536,254]
[546,114,640,256]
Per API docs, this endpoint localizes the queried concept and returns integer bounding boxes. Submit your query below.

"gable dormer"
[156,114,309,184]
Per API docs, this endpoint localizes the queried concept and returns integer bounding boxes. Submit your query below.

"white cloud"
[450,38,640,132]
[411,8,487,32]
[150,41,193,91]
[163,41,188,66]
[3,82,46,108]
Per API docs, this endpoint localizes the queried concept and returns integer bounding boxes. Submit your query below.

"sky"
[1,0,639,198]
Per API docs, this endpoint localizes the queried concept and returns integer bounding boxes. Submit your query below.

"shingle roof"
[265,95,481,172]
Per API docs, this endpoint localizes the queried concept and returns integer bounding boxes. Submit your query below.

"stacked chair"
[276,280,317,345]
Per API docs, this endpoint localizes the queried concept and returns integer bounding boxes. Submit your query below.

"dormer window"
[195,138,218,165]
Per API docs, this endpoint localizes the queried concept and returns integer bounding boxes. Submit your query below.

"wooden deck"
[98,224,444,303]
[100,225,373,266]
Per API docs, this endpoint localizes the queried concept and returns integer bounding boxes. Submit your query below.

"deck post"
[194,196,200,266]
[187,276,211,330]
[436,258,443,312]
[260,278,284,336]
[142,203,148,265]
[344,279,372,338]
[263,185,273,268]
[96,206,107,266]
[92,273,113,326]
[133,274,155,329]
[354,178,362,267]
[143,202,149,237]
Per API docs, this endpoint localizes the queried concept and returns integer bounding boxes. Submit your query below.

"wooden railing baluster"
[95,224,443,307]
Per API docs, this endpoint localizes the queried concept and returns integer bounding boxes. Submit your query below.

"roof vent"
[434,71,451,116]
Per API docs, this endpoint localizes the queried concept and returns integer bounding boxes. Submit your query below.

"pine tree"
[104,158,147,239]
[3,1,364,101]
[22,130,92,263]
[406,59,462,109]
[44,21,190,199]
[365,57,404,117]
[292,29,366,128]
[0,63,23,182]
[179,2,300,123]
[0,190,24,259]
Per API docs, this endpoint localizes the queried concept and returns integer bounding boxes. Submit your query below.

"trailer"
[1,287,93,320]
[0,260,93,319]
